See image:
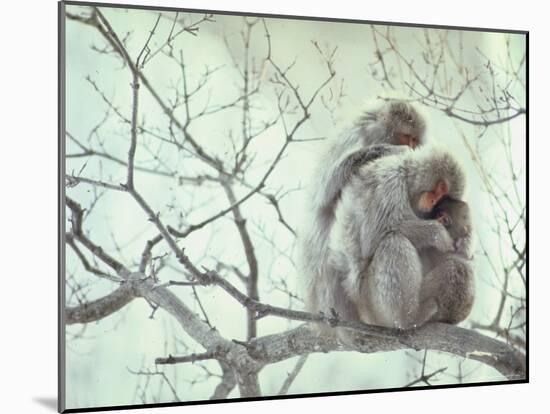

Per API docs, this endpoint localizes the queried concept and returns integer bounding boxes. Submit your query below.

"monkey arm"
[398,218,455,252]
[336,144,408,186]
[454,235,473,258]
[317,144,408,211]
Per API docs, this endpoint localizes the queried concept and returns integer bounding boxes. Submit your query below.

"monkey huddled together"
[300,101,475,335]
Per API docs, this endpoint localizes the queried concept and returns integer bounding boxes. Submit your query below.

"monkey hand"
[432,222,455,253]
[398,219,454,252]
[340,144,405,178]
[453,236,472,257]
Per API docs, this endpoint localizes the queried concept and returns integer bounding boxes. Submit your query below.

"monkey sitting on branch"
[339,147,476,328]
[332,141,476,327]
[415,197,475,325]
[305,146,466,333]
[300,100,427,325]
[317,151,474,334]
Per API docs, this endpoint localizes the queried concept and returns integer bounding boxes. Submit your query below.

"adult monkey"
[301,101,426,322]
[314,100,426,216]
[336,147,465,329]
[335,151,475,327]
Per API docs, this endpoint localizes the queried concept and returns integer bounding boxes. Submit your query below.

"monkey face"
[380,101,425,149]
[417,192,439,212]
[397,132,419,148]
[416,180,449,212]
[433,198,472,241]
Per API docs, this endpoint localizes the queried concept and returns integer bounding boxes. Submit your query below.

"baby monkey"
[417,197,475,325]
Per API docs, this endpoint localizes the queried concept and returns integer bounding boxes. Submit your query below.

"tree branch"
[66,196,128,276]
[210,362,237,400]
[66,281,136,324]
[222,182,259,340]
[278,355,307,395]
[251,324,525,381]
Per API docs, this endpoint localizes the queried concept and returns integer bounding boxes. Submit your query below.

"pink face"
[397,132,419,149]
[417,180,449,212]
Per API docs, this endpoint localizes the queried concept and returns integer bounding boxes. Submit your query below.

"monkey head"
[381,100,426,149]
[416,180,449,212]
[405,146,465,215]
[433,197,471,241]
[355,100,426,149]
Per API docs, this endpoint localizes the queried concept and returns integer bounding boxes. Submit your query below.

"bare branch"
[66,196,128,276]
[155,351,218,365]
[404,350,447,387]
[66,234,122,283]
[66,281,135,325]
[210,362,237,400]
[127,367,181,402]
[278,355,308,395]
[66,175,125,192]
[252,324,525,381]
[222,182,259,340]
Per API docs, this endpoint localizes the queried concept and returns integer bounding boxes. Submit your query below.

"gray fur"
[300,101,426,321]
[416,198,475,325]
[308,146,466,331]
[340,147,465,329]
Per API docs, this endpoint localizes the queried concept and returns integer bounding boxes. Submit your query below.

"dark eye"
[436,212,451,227]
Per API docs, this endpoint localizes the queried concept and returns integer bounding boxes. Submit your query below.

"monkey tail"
[299,203,336,313]
[299,127,361,312]
[304,206,334,272]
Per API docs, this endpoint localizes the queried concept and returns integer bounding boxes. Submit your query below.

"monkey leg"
[362,233,423,329]
[416,298,439,326]
[419,255,475,324]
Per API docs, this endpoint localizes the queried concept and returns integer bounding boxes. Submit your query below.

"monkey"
[308,101,426,241]
[326,146,465,330]
[431,197,472,252]
[317,143,474,328]
[300,100,426,321]
[415,197,475,325]
[324,153,474,329]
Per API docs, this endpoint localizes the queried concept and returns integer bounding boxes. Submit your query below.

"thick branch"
[66,282,136,324]
[65,271,524,386]
[167,261,525,380]
[211,362,237,400]
[471,322,526,350]
[251,324,525,381]
[142,282,263,396]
